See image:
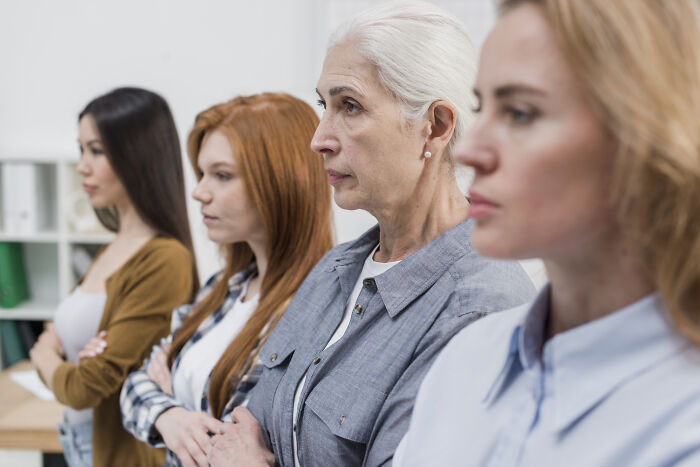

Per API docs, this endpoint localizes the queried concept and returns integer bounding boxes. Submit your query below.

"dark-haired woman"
[119,93,334,467]
[29,87,198,467]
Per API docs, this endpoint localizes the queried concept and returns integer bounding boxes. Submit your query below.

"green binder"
[0,242,30,308]
[0,320,28,367]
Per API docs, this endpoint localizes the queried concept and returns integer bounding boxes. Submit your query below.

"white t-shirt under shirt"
[293,244,400,466]
[172,279,259,412]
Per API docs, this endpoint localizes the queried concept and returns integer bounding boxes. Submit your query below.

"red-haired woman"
[119,93,334,467]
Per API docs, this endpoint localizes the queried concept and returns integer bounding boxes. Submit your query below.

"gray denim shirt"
[246,219,536,466]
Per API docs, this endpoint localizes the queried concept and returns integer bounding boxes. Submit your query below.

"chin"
[471,228,527,260]
[89,199,110,210]
[333,189,364,211]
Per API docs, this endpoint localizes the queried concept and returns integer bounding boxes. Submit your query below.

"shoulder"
[138,237,192,264]
[127,237,193,276]
[444,249,537,316]
[422,302,529,392]
[112,237,194,297]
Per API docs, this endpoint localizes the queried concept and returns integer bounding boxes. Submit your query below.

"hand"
[208,407,276,467]
[36,323,65,356]
[77,331,107,361]
[29,339,56,365]
[155,407,225,467]
[146,343,173,396]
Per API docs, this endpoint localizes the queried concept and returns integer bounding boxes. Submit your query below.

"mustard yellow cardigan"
[51,237,195,467]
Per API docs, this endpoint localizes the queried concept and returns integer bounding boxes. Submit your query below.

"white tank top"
[53,287,107,424]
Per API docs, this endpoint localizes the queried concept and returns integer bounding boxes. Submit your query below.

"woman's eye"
[316,99,326,110]
[343,99,361,114]
[215,172,231,181]
[90,146,105,155]
[505,106,537,125]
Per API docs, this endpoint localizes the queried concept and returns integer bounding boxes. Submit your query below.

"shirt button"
[313,357,321,365]
[354,304,362,314]
[363,278,375,287]
[270,353,277,362]
[293,424,297,433]
[339,416,346,425]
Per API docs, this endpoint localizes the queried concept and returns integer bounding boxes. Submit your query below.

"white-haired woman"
[395,0,700,465]
[207,2,535,466]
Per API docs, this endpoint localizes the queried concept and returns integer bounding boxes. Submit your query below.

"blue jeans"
[57,416,93,467]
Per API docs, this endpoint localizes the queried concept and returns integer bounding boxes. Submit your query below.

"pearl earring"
[424,151,432,159]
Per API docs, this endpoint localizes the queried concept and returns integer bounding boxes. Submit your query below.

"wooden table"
[0,360,63,452]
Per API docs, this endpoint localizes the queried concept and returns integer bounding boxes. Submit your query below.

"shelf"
[67,233,113,244]
[0,232,60,243]
[0,299,56,321]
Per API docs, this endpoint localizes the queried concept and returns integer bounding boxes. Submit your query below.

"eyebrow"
[77,139,102,145]
[198,160,235,171]
[316,86,364,99]
[494,84,547,98]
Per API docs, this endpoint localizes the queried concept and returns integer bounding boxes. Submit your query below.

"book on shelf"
[1,162,55,234]
[0,241,30,308]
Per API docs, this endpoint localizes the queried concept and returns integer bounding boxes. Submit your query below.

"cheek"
[473,141,613,259]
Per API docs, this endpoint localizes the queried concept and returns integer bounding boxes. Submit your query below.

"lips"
[326,169,349,185]
[83,183,97,193]
[202,212,218,224]
[468,190,500,220]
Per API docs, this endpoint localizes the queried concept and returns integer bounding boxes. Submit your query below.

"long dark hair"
[79,87,199,296]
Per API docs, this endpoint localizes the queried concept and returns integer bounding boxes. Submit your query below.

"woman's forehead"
[477,4,574,98]
[317,42,379,97]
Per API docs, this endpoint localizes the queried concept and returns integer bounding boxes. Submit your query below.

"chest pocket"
[304,370,387,444]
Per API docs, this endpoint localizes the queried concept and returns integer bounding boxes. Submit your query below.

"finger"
[184,437,208,467]
[146,365,157,382]
[98,330,106,338]
[231,406,259,427]
[175,448,198,467]
[47,322,55,332]
[201,416,225,435]
[155,347,169,368]
[192,427,213,458]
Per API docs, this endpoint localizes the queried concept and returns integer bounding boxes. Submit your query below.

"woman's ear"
[425,100,457,157]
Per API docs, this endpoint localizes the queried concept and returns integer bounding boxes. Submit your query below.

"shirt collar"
[482,286,550,404]
[331,219,476,318]
[484,286,688,433]
[227,262,258,293]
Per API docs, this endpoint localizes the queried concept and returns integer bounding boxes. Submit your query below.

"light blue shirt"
[395,286,700,467]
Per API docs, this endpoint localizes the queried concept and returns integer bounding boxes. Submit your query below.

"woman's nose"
[76,157,90,176]
[453,123,499,175]
[192,180,212,203]
[310,114,340,156]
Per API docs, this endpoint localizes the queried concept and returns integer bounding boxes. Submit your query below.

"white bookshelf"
[0,157,114,321]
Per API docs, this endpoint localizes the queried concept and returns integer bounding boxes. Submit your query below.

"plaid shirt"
[120,263,266,466]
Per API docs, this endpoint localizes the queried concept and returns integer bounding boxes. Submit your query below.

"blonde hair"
[499,0,700,344]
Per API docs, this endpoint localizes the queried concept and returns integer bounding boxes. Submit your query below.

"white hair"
[329,0,477,157]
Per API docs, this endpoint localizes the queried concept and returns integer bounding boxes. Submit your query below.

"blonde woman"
[396,0,700,465]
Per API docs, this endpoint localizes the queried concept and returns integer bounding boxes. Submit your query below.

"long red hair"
[169,93,333,417]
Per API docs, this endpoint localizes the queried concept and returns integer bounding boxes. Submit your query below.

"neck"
[371,168,468,263]
[115,201,156,240]
[544,232,655,340]
[244,238,268,301]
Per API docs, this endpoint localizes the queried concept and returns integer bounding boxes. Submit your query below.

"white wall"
[0,0,498,281]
